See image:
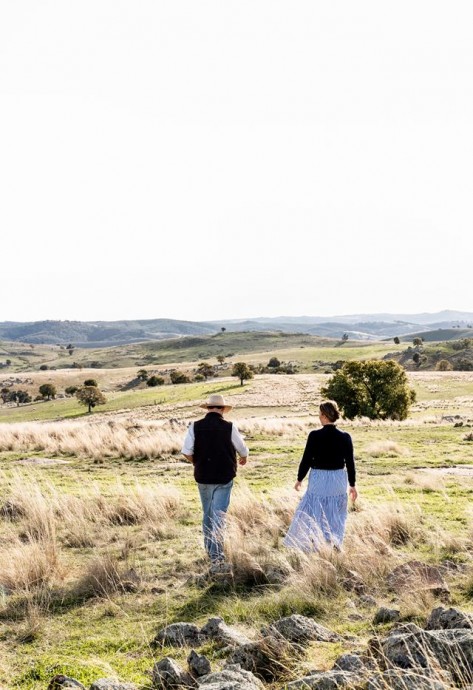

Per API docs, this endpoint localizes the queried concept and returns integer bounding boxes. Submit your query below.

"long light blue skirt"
[284,469,348,552]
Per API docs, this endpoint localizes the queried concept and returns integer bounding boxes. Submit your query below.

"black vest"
[193,412,237,484]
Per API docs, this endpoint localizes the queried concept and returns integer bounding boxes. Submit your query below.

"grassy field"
[0,351,473,688]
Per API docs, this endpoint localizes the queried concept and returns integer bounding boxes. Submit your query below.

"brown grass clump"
[74,554,140,600]
[365,440,408,457]
[0,418,183,460]
[0,540,61,592]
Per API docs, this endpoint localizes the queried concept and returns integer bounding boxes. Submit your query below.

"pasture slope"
[0,334,472,689]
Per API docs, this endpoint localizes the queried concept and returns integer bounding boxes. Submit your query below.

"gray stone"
[152,657,196,688]
[387,561,449,599]
[332,654,367,673]
[286,670,362,689]
[263,614,339,644]
[89,681,137,690]
[366,669,449,690]
[154,623,203,647]
[187,650,211,677]
[358,595,377,608]
[48,677,86,690]
[342,570,367,595]
[373,608,401,625]
[226,635,298,681]
[198,665,263,690]
[426,606,473,630]
[380,628,473,684]
[201,617,253,646]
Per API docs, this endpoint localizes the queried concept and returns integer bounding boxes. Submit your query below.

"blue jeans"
[197,480,233,563]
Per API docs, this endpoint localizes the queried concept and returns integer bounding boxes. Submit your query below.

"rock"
[332,654,367,673]
[342,570,367,595]
[201,617,253,646]
[89,681,137,690]
[387,561,450,599]
[286,670,362,689]
[187,650,211,677]
[426,606,473,630]
[380,627,473,684]
[47,677,86,690]
[366,669,449,690]
[152,657,197,688]
[263,614,339,644]
[358,595,377,608]
[154,623,203,647]
[373,608,401,625]
[226,635,298,681]
[198,665,264,690]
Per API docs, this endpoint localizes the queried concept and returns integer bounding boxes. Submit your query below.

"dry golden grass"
[365,440,408,457]
[0,418,183,460]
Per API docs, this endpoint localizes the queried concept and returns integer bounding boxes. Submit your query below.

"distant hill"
[0,311,472,346]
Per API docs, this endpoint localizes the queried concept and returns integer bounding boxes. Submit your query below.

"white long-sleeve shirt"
[181,421,249,458]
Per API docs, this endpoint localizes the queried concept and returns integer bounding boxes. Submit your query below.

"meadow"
[0,339,472,689]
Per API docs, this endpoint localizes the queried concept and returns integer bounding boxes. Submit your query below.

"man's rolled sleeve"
[181,423,195,456]
[231,425,249,458]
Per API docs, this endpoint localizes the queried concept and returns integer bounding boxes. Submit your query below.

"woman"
[284,400,357,552]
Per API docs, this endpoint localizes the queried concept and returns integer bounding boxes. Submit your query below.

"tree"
[321,360,416,421]
[341,333,349,343]
[67,344,74,356]
[268,357,281,368]
[436,359,452,371]
[221,327,226,333]
[83,379,98,387]
[65,385,78,395]
[231,362,254,386]
[197,362,214,380]
[76,386,106,413]
[147,375,164,387]
[412,352,421,366]
[1,388,9,403]
[5,359,11,366]
[39,383,56,400]
[217,355,225,365]
[137,369,149,381]
[393,337,400,345]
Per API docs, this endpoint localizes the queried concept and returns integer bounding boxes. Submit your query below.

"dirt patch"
[17,457,71,466]
[421,465,473,476]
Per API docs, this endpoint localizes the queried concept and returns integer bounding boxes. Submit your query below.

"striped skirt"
[283,469,348,552]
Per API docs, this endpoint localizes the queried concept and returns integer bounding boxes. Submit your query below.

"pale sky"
[1,1,472,322]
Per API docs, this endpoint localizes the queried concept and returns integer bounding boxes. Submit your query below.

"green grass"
[0,380,244,423]
[1,366,473,688]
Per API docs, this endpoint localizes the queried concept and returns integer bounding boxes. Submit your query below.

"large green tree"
[76,385,106,413]
[321,360,416,421]
[39,383,56,400]
[231,362,254,386]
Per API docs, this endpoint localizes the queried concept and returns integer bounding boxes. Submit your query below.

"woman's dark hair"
[319,400,340,423]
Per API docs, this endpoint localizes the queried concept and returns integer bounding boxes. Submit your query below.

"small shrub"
[436,359,453,371]
[147,376,164,387]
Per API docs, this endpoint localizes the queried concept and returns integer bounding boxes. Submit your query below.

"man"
[182,393,248,572]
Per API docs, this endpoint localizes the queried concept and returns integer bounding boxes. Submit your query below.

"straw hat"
[200,394,232,412]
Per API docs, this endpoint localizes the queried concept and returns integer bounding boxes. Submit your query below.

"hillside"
[1,311,473,346]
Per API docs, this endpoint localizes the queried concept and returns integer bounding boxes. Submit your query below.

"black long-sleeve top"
[297,424,356,487]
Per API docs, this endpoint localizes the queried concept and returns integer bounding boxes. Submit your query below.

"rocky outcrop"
[152,657,197,688]
[198,665,264,690]
[387,561,450,599]
[286,670,363,689]
[426,606,473,630]
[89,681,137,690]
[263,614,339,644]
[372,607,400,625]
[188,650,211,677]
[154,623,203,647]
[201,617,253,646]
